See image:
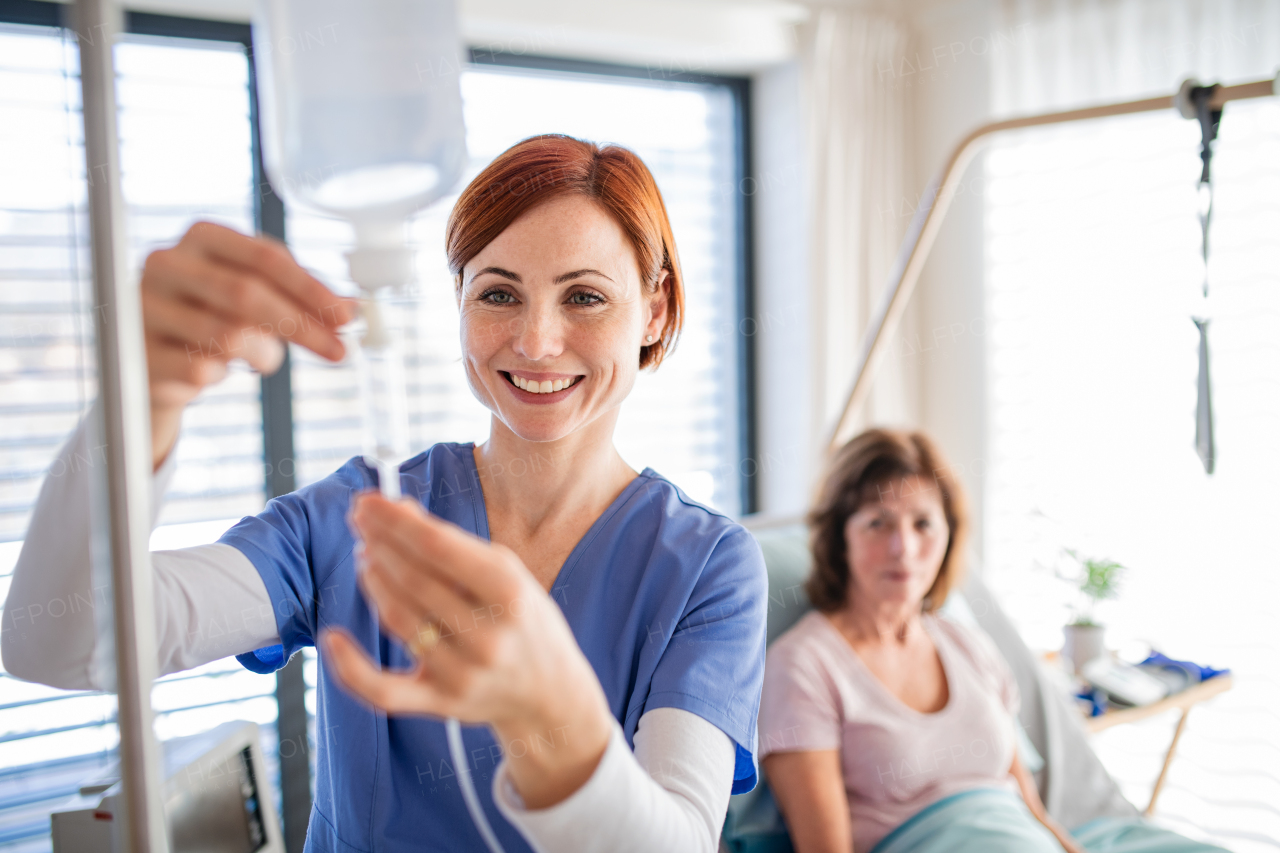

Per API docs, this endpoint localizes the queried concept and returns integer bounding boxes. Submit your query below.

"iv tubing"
[447,717,507,853]
[374,465,504,852]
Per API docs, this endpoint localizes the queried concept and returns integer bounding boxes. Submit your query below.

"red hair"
[445,134,684,369]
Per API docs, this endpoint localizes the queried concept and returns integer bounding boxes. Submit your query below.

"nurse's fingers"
[351,493,522,604]
[146,335,230,391]
[147,245,347,362]
[356,548,474,653]
[346,566,480,693]
[179,221,355,333]
[359,540,485,648]
[143,292,287,375]
[320,629,452,717]
[355,561,427,649]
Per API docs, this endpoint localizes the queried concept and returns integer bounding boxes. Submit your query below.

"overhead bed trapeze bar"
[827,74,1279,451]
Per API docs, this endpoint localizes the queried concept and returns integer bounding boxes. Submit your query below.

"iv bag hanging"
[251,0,468,225]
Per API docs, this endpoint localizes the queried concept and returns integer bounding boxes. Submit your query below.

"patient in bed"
[757,429,1228,853]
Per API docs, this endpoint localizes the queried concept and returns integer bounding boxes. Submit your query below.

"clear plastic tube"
[447,718,506,853]
[356,290,409,499]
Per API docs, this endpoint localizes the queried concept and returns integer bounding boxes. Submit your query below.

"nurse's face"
[843,476,950,611]
[458,194,668,443]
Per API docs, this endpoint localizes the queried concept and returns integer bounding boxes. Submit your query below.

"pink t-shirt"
[758,611,1021,852]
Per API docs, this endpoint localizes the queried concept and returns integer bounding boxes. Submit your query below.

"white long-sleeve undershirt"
[1,411,737,852]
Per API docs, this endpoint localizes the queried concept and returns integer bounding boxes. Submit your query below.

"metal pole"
[827,76,1278,450]
[75,0,171,849]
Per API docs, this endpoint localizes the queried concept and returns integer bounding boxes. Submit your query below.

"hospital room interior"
[0,0,1277,850]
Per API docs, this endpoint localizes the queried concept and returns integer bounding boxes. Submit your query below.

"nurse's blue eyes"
[480,289,517,304]
[476,288,604,307]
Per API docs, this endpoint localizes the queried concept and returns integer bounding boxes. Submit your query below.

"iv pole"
[75,0,172,849]
[828,73,1279,451]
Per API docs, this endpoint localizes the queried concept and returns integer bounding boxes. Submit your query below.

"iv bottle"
[251,0,468,497]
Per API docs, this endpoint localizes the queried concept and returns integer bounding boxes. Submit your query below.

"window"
[0,17,279,851]
[286,58,751,513]
[985,99,1280,847]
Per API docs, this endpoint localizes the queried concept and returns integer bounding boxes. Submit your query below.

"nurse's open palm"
[322,493,614,788]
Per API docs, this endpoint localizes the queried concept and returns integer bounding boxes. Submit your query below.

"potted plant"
[1060,549,1126,674]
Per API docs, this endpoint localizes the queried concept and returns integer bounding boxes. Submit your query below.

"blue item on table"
[1139,652,1229,684]
[1076,687,1108,717]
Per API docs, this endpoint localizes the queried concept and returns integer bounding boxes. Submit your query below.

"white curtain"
[801,6,918,448]
[993,0,1280,113]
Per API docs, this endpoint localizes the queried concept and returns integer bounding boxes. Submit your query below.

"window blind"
[984,99,1280,848]
[0,23,279,851]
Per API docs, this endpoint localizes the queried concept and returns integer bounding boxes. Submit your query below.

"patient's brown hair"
[806,429,969,614]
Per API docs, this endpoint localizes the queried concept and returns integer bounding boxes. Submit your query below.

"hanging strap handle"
[1177,80,1222,296]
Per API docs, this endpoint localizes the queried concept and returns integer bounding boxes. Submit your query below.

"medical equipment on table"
[52,722,282,853]
[1081,657,1170,707]
[252,4,506,851]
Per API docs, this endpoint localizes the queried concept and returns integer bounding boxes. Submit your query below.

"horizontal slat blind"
[985,99,1280,848]
[0,23,278,851]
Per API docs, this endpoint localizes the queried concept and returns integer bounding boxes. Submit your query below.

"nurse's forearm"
[489,668,614,811]
[1,410,280,688]
[1,409,172,688]
[493,708,735,853]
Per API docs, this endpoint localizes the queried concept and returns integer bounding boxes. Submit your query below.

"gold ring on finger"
[408,620,440,658]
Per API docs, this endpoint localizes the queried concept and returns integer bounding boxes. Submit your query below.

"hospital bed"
[721,520,1138,852]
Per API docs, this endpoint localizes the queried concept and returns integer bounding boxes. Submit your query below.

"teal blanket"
[870,790,1229,853]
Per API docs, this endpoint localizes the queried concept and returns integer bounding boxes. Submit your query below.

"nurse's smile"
[501,370,585,403]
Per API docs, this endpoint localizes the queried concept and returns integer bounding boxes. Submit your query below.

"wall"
[906,0,996,560]
[750,0,1000,534]
[750,59,813,516]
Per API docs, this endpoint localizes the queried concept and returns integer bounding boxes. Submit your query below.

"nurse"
[3,135,767,852]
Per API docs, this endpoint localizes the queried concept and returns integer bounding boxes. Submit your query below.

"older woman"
[3,135,766,853]
[758,430,1229,853]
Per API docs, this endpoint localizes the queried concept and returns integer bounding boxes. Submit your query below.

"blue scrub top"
[221,442,767,853]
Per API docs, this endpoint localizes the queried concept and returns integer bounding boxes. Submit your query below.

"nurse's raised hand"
[322,492,615,809]
[141,221,356,470]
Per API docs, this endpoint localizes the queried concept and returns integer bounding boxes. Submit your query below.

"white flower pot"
[1063,623,1105,674]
